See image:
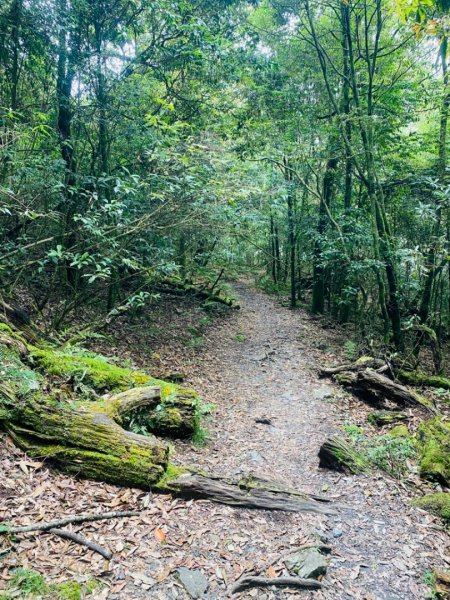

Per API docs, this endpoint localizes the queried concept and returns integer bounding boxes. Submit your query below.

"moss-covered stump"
[416,417,450,485]
[0,342,169,488]
[412,493,450,522]
[30,348,197,437]
[318,436,369,474]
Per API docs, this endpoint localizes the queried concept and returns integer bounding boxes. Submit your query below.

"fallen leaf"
[267,565,277,578]
[154,528,166,542]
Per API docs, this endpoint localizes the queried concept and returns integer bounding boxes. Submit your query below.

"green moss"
[154,462,189,490]
[1,568,48,598]
[398,370,450,390]
[413,492,450,522]
[416,417,450,485]
[29,346,200,437]
[57,581,82,600]
[388,425,410,438]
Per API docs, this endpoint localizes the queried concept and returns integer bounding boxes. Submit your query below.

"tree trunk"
[312,156,337,314]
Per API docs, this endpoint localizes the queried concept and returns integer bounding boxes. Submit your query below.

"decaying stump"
[318,436,369,474]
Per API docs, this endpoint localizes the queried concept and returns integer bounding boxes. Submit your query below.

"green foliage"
[343,341,358,362]
[0,568,101,600]
[3,568,48,597]
[413,493,450,522]
[343,425,417,478]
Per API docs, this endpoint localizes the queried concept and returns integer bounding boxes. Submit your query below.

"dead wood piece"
[231,575,321,594]
[368,410,409,426]
[164,473,336,514]
[319,356,384,377]
[255,417,273,425]
[104,386,161,418]
[334,368,433,411]
[0,510,140,535]
[49,528,112,560]
[318,436,369,474]
[157,277,239,308]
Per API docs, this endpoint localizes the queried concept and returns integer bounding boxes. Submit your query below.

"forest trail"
[1,283,448,599]
[174,282,448,599]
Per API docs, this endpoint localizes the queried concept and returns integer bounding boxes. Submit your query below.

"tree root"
[231,575,321,594]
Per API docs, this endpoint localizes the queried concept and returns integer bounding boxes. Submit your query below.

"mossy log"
[397,369,450,390]
[367,410,409,427]
[334,368,433,411]
[412,492,450,522]
[160,472,336,514]
[319,356,385,377]
[318,436,369,474]
[30,347,197,437]
[0,333,338,513]
[157,276,239,309]
[4,399,170,488]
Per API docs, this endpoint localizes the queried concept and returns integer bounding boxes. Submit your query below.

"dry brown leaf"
[267,565,277,578]
[154,528,166,542]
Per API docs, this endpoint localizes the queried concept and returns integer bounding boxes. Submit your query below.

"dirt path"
[1,283,448,599]
[173,283,449,599]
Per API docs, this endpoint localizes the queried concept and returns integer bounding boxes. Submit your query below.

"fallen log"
[1,333,336,514]
[334,368,433,411]
[30,347,197,438]
[231,576,321,594]
[162,472,336,514]
[97,386,196,438]
[156,276,239,309]
[319,356,385,377]
[318,436,369,474]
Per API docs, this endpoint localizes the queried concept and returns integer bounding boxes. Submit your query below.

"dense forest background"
[1,0,449,371]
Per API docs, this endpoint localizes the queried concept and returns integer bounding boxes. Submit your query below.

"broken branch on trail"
[0,510,140,535]
[231,576,321,594]
[319,355,385,377]
[48,529,112,561]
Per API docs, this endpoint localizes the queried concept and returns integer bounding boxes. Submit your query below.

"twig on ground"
[49,528,112,560]
[1,510,140,534]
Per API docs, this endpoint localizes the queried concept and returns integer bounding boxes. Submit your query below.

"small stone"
[284,548,328,579]
[332,528,343,538]
[248,450,264,464]
[313,385,334,400]
[311,528,329,543]
[177,568,209,599]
